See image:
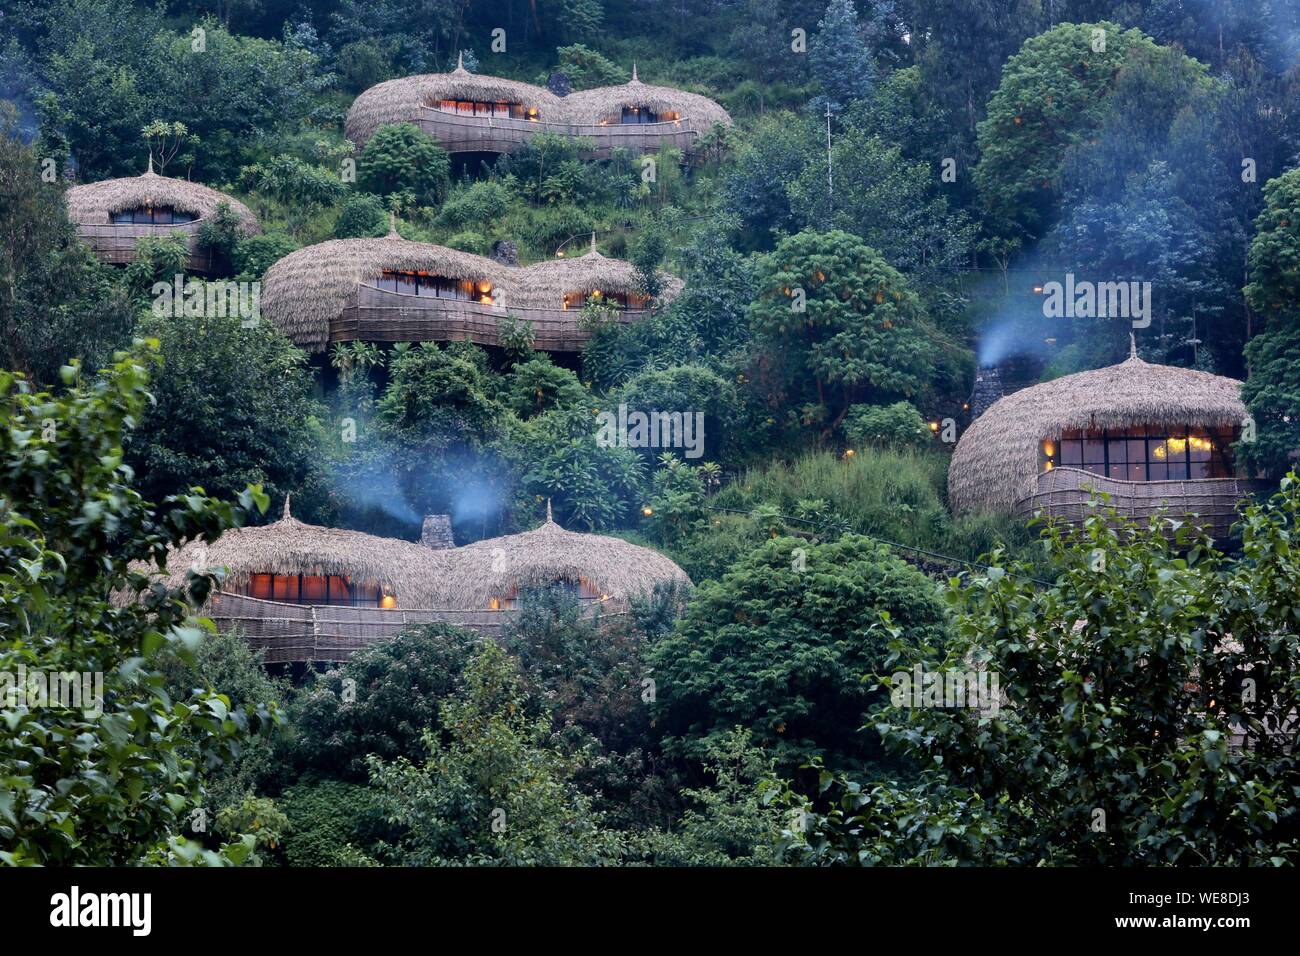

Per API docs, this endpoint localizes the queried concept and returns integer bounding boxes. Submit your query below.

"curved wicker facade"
[66,162,260,273]
[949,346,1258,537]
[139,500,690,662]
[261,229,682,353]
[345,59,731,158]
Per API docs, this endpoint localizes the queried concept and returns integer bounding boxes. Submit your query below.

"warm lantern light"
[1033,284,1044,294]
[642,506,653,516]
[1043,440,1055,457]
[844,448,855,458]
[380,594,397,610]
[1045,460,1054,470]
[489,597,501,610]
[929,421,940,432]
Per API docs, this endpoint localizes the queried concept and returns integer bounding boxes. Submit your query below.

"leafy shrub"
[287,623,482,779]
[278,778,386,867]
[334,193,389,238]
[650,534,950,772]
[233,232,299,280]
[843,401,932,451]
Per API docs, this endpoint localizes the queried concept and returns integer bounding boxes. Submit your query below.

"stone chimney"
[968,366,1005,421]
[420,514,455,550]
[490,239,519,267]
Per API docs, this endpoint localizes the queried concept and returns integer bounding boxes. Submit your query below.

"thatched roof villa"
[260,227,682,353]
[141,500,690,663]
[441,503,691,611]
[345,57,731,159]
[948,343,1263,539]
[66,160,260,273]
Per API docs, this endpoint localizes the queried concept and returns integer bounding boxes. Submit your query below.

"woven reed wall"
[205,592,624,664]
[413,108,703,158]
[75,219,217,273]
[334,283,643,352]
[1014,467,1266,541]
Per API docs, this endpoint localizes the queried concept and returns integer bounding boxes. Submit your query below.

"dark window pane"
[1108,464,1127,480]
[1107,439,1127,463]
[301,575,327,602]
[1167,461,1189,480]
[1085,462,1106,476]
[1190,459,1210,479]
[1148,461,1168,481]
[1083,439,1105,464]
[1128,462,1146,481]
[1127,439,1146,462]
[1061,441,1082,465]
[395,273,417,295]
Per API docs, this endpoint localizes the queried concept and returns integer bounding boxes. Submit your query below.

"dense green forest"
[3,0,1300,869]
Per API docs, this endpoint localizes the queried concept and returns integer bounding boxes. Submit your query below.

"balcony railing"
[334,282,648,352]
[415,107,703,157]
[75,218,217,273]
[1014,466,1267,541]
[205,592,623,663]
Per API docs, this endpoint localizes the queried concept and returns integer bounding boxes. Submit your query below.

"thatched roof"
[515,236,685,301]
[440,503,691,608]
[568,66,733,130]
[344,58,731,146]
[259,225,509,351]
[137,497,451,607]
[345,55,563,145]
[66,161,260,232]
[948,347,1248,514]
[260,229,680,352]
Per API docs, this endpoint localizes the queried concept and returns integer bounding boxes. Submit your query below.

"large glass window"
[235,573,392,607]
[618,106,679,124]
[1043,426,1235,481]
[435,98,532,120]
[110,205,198,225]
[377,270,491,303]
[561,290,648,311]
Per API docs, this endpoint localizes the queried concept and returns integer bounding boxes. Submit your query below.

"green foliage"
[367,642,624,865]
[809,0,873,111]
[122,235,189,300]
[498,406,646,531]
[333,192,389,239]
[748,229,938,435]
[437,180,512,230]
[239,154,347,237]
[974,22,1197,240]
[0,344,273,865]
[232,233,300,281]
[37,9,328,182]
[1245,168,1300,327]
[793,483,1300,865]
[214,795,288,866]
[278,777,386,867]
[1241,323,1300,477]
[0,111,134,385]
[843,402,933,451]
[637,729,785,865]
[615,364,740,462]
[356,122,450,206]
[195,201,246,276]
[160,631,289,812]
[650,534,949,773]
[504,355,588,419]
[287,624,481,780]
[127,311,331,519]
[551,44,626,90]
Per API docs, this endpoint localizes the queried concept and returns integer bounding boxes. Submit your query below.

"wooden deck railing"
[415,108,704,157]
[203,592,624,664]
[334,283,647,351]
[1014,467,1267,540]
[75,218,217,273]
